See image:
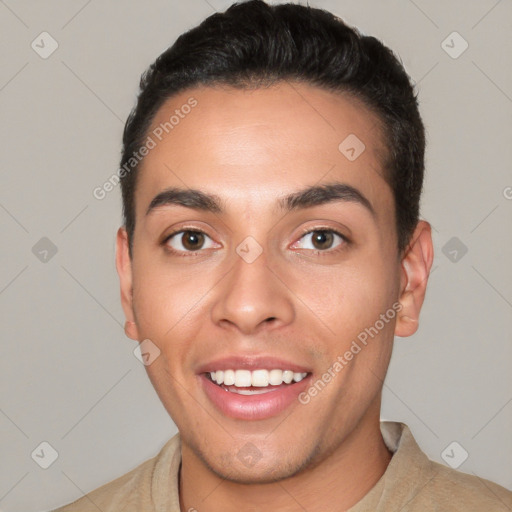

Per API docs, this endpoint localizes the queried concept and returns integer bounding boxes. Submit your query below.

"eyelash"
[161,229,215,258]
[161,227,350,257]
[295,227,350,255]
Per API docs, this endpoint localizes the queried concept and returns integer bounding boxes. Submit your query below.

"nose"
[210,245,295,335]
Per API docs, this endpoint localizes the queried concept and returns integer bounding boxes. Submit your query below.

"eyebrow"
[145,182,376,218]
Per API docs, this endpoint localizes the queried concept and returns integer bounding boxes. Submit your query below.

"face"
[117,82,431,483]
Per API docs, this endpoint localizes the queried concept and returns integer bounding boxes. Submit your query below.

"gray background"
[0,0,511,510]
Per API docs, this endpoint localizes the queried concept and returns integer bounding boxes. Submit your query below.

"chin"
[208,461,302,485]
[194,441,321,485]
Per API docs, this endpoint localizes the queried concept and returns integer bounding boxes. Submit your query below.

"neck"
[179,409,392,512]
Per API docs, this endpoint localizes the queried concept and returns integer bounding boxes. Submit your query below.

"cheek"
[295,259,395,340]
[130,259,220,379]
[131,258,203,336]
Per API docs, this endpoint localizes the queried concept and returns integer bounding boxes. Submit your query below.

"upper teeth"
[210,369,308,387]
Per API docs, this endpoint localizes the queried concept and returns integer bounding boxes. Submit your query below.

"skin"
[116,81,434,511]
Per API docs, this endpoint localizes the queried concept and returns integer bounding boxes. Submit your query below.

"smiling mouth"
[205,369,310,395]
[200,367,312,420]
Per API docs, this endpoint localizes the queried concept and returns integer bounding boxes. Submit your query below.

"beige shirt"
[53,421,512,511]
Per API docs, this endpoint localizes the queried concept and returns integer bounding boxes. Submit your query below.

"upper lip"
[196,355,312,374]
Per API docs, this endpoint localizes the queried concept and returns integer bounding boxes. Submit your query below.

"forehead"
[136,82,391,217]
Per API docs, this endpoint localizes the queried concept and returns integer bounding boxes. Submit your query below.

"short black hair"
[120,0,425,257]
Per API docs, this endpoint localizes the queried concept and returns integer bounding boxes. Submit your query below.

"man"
[54,1,512,510]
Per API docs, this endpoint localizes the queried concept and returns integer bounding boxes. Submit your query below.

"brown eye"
[294,229,347,252]
[165,230,215,253]
[180,231,204,251]
[310,231,334,250]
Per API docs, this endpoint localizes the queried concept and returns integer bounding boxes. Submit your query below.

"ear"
[395,220,434,338]
[115,227,140,341]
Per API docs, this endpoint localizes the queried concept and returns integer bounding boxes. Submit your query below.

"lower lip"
[200,374,311,421]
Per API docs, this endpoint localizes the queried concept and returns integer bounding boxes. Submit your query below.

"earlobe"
[395,221,434,338]
[115,227,140,341]
[124,320,139,340]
